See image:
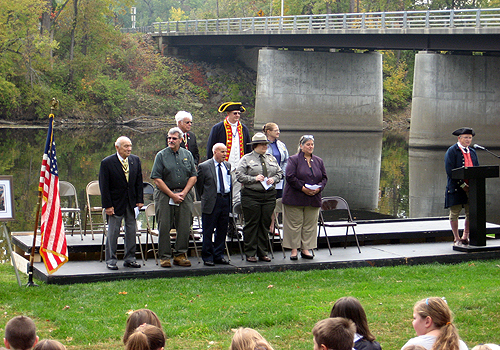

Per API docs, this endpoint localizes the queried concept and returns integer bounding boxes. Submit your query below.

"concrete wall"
[409,148,500,224]
[410,51,500,148]
[279,131,382,210]
[254,49,383,131]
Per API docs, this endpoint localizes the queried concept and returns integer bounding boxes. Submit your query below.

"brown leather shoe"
[160,259,171,268]
[173,254,191,267]
[246,256,257,262]
[259,256,271,262]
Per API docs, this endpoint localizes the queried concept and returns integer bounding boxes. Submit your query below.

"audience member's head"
[125,324,165,350]
[3,316,38,350]
[313,317,355,350]
[330,296,376,342]
[472,345,500,350]
[413,297,460,350]
[402,345,427,350]
[123,309,162,344]
[32,340,66,350]
[229,327,274,350]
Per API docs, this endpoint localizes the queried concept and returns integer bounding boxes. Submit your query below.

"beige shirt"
[235,151,283,191]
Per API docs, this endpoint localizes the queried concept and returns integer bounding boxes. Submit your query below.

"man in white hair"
[99,136,144,270]
[175,111,199,166]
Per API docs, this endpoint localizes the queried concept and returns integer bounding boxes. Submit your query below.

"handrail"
[126,8,500,35]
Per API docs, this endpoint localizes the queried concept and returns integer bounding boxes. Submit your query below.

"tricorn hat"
[218,102,246,113]
[452,127,475,136]
[247,132,269,145]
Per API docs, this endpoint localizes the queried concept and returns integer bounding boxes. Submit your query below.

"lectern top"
[451,165,500,179]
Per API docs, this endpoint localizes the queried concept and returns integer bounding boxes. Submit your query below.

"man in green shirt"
[151,127,197,268]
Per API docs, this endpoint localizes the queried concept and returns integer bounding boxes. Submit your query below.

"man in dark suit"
[196,143,232,266]
[99,136,144,270]
[174,111,199,166]
[445,127,479,247]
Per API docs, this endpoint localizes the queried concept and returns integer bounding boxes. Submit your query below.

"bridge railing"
[142,8,500,35]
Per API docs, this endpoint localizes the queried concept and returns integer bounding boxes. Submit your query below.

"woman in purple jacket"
[282,135,328,260]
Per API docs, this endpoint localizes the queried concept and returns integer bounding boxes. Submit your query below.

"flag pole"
[26,98,59,287]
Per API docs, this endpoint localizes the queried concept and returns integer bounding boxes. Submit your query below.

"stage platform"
[10,217,500,285]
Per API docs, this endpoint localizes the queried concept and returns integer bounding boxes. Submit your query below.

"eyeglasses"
[300,135,314,143]
[232,112,241,115]
[184,121,193,124]
[168,137,179,140]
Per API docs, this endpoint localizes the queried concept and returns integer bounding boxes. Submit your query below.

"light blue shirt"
[213,159,231,194]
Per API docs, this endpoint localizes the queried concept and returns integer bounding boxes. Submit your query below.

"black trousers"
[241,188,276,257]
[201,194,230,262]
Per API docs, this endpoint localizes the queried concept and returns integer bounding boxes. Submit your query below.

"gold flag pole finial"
[50,98,59,112]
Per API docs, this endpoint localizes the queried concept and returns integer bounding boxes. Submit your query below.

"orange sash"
[223,118,244,161]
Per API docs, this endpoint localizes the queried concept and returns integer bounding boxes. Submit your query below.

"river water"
[1,124,499,234]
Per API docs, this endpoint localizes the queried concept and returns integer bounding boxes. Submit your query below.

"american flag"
[38,114,68,274]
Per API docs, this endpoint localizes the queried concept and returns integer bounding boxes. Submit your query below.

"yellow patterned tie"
[122,158,129,182]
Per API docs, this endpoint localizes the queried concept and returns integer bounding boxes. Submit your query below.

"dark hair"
[32,340,65,350]
[125,324,165,350]
[313,317,355,350]
[330,297,376,342]
[5,316,37,350]
[123,309,162,344]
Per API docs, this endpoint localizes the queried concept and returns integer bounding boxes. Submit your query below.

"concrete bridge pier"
[410,51,500,148]
[254,49,383,131]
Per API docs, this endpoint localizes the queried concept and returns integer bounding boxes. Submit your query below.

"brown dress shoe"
[173,254,192,267]
[259,256,271,262]
[160,259,171,268]
[246,256,257,262]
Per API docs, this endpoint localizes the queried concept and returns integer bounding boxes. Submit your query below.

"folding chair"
[100,209,145,265]
[59,181,83,240]
[83,180,103,240]
[143,182,155,206]
[192,200,232,261]
[143,202,200,264]
[144,203,158,264]
[230,202,245,260]
[317,196,361,255]
[271,198,286,258]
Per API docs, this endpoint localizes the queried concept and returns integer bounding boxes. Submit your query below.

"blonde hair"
[262,123,278,136]
[403,345,427,350]
[32,340,66,350]
[471,345,500,350]
[229,328,274,350]
[414,297,460,350]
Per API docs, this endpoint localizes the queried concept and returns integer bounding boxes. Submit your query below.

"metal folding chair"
[83,180,103,240]
[100,209,145,265]
[317,196,361,255]
[59,181,83,240]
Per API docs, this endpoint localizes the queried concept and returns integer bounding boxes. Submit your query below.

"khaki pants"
[282,204,320,250]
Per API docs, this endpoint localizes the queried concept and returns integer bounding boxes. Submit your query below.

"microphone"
[473,144,500,159]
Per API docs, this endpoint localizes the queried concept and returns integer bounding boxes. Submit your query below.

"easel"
[2,223,22,287]
[1,174,22,287]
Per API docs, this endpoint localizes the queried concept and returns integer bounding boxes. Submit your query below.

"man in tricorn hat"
[445,127,479,246]
[206,102,251,205]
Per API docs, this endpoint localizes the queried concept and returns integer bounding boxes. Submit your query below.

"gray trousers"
[154,189,194,259]
[105,206,137,265]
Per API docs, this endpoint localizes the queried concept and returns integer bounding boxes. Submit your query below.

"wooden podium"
[451,165,499,251]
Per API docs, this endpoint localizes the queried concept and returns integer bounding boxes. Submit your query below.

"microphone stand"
[477,147,500,159]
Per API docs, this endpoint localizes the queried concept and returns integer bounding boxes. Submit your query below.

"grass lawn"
[1,260,499,350]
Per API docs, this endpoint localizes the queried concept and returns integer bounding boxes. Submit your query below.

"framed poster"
[0,176,15,221]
